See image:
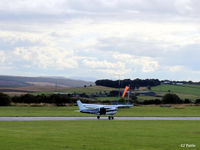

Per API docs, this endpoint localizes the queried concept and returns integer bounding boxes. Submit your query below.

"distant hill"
[0,75,94,88]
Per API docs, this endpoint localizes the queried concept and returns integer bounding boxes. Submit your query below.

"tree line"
[0,93,92,106]
[95,78,161,89]
[95,78,200,89]
[1,92,200,106]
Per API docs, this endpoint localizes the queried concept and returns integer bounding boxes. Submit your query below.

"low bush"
[162,93,183,104]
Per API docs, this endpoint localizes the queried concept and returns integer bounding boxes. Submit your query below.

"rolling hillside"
[0,75,94,88]
[0,75,94,96]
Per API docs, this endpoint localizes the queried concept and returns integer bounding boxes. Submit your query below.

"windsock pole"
[128,84,130,101]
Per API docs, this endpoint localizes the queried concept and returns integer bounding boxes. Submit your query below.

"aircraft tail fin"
[77,100,87,111]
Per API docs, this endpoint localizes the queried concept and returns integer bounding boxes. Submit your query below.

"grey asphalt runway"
[1,117,200,121]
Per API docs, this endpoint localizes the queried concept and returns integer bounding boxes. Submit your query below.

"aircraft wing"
[82,103,133,109]
[82,103,107,109]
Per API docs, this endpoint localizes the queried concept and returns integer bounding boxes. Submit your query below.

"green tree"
[195,99,200,104]
[0,92,11,106]
[147,85,151,90]
[162,93,182,104]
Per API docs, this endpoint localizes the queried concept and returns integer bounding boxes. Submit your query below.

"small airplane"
[76,86,133,120]
[77,100,117,120]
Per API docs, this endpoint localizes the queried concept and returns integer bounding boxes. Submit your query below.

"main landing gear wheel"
[108,116,114,120]
[97,116,100,120]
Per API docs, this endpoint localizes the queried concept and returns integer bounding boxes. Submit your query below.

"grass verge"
[0,120,200,150]
[0,105,200,117]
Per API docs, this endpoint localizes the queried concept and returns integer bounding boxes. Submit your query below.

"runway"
[1,117,200,121]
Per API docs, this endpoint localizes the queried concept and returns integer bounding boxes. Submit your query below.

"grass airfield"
[0,105,200,117]
[2,84,200,150]
[1,104,200,150]
[0,120,200,150]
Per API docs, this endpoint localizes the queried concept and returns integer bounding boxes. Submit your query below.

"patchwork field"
[33,86,117,95]
[0,105,200,117]
[33,84,200,101]
[0,86,70,96]
[0,120,199,150]
[2,84,200,103]
[95,96,121,101]
[152,84,200,100]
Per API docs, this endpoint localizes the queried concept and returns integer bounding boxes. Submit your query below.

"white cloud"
[81,56,132,78]
[97,68,131,79]
[0,17,198,80]
[168,65,184,72]
[112,52,159,73]
[112,52,132,60]
[0,0,200,80]
[0,0,68,15]
[0,0,200,22]
[0,51,6,63]
[14,47,78,69]
[82,59,124,69]
[174,0,193,15]
[140,58,159,73]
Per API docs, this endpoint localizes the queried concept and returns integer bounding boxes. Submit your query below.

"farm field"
[5,84,200,102]
[0,120,199,150]
[0,105,200,117]
[182,84,200,88]
[0,86,70,96]
[95,96,161,102]
[137,96,162,102]
[32,84,200,102]
[33,86,117,95]
[151,84,200,99]
[95,96,121,101]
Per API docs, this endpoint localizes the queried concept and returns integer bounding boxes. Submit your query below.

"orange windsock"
[122,86,129,98]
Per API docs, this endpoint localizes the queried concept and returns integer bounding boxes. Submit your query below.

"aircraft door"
[99,107,106,115]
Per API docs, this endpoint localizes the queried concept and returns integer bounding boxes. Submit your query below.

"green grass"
[0,120,200,150]
[117,106,200,117]
[183,84,200,88]
[137,96,162,102]
[152,84,200,100]
[95,97,121,101]
[0,105,200,117]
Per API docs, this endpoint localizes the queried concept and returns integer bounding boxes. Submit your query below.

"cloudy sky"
[0,0,200,81]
